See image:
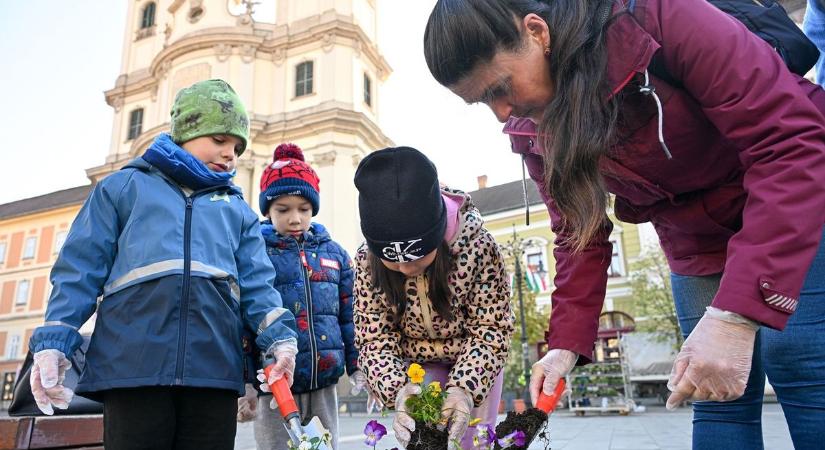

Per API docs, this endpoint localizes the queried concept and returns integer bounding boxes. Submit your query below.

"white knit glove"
[529,349,577,406]
[666,307,758,409]
[30,349,74,415]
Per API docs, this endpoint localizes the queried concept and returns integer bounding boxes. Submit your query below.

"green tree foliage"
[629,250,683,347]
[502,276,551,396]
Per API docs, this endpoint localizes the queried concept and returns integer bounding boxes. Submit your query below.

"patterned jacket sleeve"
[336,246,358,375]
[447,231,514,406]
[353,246,408,407]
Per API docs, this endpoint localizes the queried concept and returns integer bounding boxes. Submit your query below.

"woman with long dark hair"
[424,0,825,448]
[353,147,514,449]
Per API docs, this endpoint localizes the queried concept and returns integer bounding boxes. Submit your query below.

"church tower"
[88,0,393,251]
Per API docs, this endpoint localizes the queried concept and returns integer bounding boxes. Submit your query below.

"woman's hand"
[666,307,759,409]
[440,386,473,450]
[392,383,422,448]
[529,349,577,406]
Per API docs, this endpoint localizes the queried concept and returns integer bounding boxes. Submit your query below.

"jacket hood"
[441,186,484,256]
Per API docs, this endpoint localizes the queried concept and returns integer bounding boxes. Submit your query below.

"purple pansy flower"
[474,423,497,447]
[497,430,527,449]
[363,420,387,447]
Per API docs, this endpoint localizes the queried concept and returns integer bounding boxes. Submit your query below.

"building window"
[141,2,156,29]
[0,242,6,265]
[22,237,36,260]
[54,231,68,254]
[608,237,625,278]
[295,61,314,97]
[1,372,15,401]
[128,108,144,140]
[6,335,20,360]
[363,73,372,107]
[16,280,30,306]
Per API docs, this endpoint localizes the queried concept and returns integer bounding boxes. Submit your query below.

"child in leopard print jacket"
[353,147,514,450]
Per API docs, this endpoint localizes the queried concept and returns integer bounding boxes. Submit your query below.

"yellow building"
[469,178,644,314]
[0,186,90,403]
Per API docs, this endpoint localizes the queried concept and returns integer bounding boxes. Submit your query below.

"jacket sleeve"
[520,148,611,364]
[29,174,129,356]
[236,208,297,352]
[446,231,514,406]
[352,246,408,407]
[646,0,825,328]
[336,246,358,375]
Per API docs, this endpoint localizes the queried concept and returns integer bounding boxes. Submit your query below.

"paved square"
[234,404,794,449]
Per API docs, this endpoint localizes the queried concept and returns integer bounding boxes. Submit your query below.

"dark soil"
[407,420,448,450]
[493,407,550,450]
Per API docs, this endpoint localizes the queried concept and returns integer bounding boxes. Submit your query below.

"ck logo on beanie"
[382,239,425,262]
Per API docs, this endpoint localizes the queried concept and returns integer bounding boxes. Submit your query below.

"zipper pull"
[186,197,193,209]
[299,250,310,269]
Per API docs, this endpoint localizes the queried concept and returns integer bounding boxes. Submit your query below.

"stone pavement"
[234,403,794,449]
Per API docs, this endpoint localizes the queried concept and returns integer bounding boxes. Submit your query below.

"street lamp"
[500,225,537,404]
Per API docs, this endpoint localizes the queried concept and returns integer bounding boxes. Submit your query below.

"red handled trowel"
[264,364,332,450]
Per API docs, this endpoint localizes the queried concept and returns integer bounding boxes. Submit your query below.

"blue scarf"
[142,134,235,191]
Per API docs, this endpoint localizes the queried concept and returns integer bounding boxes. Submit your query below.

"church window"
[141,3,156,29]
[128,108,144,140]
[295,61,314,97]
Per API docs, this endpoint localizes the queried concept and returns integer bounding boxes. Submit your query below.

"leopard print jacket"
[353,188,514,407]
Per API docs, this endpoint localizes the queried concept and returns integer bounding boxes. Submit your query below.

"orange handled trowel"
[535,378,566,414]
[264,363,332,450]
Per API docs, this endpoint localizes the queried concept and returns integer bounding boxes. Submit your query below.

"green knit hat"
[170,79,250,155]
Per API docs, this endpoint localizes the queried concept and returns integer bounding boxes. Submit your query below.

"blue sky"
[0,1,518,205]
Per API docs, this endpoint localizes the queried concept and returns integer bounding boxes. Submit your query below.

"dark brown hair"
[424,0,617,251]
[368,240,454,326]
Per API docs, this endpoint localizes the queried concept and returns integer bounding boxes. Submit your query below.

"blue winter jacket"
[29,158,297,397]
[261,222,356,394]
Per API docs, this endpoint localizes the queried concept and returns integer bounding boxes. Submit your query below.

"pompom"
[274,143,305,161]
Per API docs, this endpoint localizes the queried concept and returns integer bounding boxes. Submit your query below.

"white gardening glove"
[529,348,577,406]
[666,307,759,410]
[30,349,74,415]
[257,342,298,410]
[237,383,259,422]
[349,370,367,396]
[440,386,474,450]
[392,383,422,448]
[366,390,385,414]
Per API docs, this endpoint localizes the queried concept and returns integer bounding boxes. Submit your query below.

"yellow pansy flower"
[429,381,442,396]
[407,363,425,384]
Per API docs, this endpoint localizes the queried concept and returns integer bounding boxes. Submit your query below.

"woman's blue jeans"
[671,228,825,450]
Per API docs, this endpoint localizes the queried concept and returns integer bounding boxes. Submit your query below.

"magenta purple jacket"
[504,0,825,362]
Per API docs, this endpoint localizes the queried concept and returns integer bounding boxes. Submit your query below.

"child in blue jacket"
[27,79,298,449]
[239,143,363,450]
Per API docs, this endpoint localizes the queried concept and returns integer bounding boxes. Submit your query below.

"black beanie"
[354,147,446,263]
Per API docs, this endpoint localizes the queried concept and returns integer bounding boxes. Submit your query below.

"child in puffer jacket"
[237,143,365,450]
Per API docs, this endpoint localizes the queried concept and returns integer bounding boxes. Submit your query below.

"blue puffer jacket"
[29,158,297,397]
[261,222,356,394]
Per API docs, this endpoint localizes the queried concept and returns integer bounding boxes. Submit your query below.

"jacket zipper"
[175,196,194,384]
[170,185,226,384]
[299,242,319,390]
[415,276,439,340]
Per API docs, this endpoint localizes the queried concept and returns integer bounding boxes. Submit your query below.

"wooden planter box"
[0,415,103,450]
